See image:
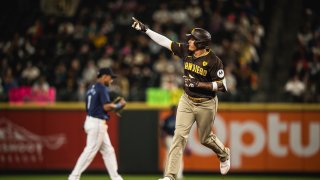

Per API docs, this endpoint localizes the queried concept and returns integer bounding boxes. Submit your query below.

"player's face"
[102,75,113,86]
[188,38,197,51]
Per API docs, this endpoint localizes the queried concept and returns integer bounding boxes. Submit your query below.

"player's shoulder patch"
[217,69,224,78]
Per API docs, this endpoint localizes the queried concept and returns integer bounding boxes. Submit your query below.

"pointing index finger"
[132,17,138,22]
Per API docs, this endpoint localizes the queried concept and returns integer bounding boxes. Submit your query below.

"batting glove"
[132,17,148,32]
[216,78,228,92]
[183,76,199,88]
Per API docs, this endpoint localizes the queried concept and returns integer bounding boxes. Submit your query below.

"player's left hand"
[216,78,228,92]
[112,96,126,117]
[183,76,199,88]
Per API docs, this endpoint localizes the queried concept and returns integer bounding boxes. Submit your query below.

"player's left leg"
[195,97,230,174]
[100,124,123,180]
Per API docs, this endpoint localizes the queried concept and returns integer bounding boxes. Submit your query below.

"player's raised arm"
[132,17,172,50]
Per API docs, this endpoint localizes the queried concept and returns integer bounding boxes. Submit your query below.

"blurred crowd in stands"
[284,8,320,102]
[0,0,271,102]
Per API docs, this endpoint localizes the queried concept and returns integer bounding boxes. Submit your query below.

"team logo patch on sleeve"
[217,69,224,78]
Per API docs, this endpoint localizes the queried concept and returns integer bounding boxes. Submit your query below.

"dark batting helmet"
[186,28,211,49]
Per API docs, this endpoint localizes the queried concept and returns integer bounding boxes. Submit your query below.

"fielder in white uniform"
[68,68,126,180]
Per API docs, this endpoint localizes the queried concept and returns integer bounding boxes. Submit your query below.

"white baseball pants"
[69,116,122,180]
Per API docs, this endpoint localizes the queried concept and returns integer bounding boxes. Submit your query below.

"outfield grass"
[0,175,319,180]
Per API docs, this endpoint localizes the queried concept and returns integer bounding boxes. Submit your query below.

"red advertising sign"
[0,110,119,170]
[159,110,320,172]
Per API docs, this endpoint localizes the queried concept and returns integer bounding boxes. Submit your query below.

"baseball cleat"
[220,147,230,175]
[158,177,171,180]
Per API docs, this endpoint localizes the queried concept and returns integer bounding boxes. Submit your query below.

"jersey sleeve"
[210,57,225,81]
[171,42,189,59]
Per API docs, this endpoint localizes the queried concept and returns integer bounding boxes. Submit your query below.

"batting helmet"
[186,28,211,49]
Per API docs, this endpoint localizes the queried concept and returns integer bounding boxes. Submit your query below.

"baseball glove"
[112,96,125,117]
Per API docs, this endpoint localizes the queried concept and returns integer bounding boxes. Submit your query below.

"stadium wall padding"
[0,103,319,173]
[118,110,159,173]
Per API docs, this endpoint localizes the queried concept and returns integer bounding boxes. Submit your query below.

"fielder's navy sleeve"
[99,86,110,105]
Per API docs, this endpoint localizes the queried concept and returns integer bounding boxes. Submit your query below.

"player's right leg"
[164,136,183,179]
[68,117,104,180]
[162,95,195,180]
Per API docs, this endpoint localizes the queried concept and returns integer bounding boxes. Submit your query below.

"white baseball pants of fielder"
[68,116,123,180]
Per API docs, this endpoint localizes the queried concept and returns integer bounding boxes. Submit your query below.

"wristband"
[115,103,122,110]
[212,82,218,91]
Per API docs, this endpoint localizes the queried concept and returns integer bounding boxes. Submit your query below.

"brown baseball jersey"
[170,42,225,98]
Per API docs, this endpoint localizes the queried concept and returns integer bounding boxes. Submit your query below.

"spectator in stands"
[287,7,320,102]
[284,74,306,102]
[82,59,98,85]
[186,0,203,20]
[31,75,51,102]
[57,77,78,101]
[21,61,40,86]
[2,68,18,100]
[0,78,4,101]
[251,16,265,49]
[152,3,171,25]
[0,0,270,102]
[77,81,86,102]
[68,58,82,83]
[27,19,43,43]
[54,62,67,90]
[114,75,130,99]
[218,63,238,101]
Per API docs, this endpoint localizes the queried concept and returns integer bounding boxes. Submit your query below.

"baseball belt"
[187,95,211,103]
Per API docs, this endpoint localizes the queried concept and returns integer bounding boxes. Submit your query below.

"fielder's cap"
[97,67,117,78]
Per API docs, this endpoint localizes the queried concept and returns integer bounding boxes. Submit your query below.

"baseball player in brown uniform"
[132,17,230,180]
